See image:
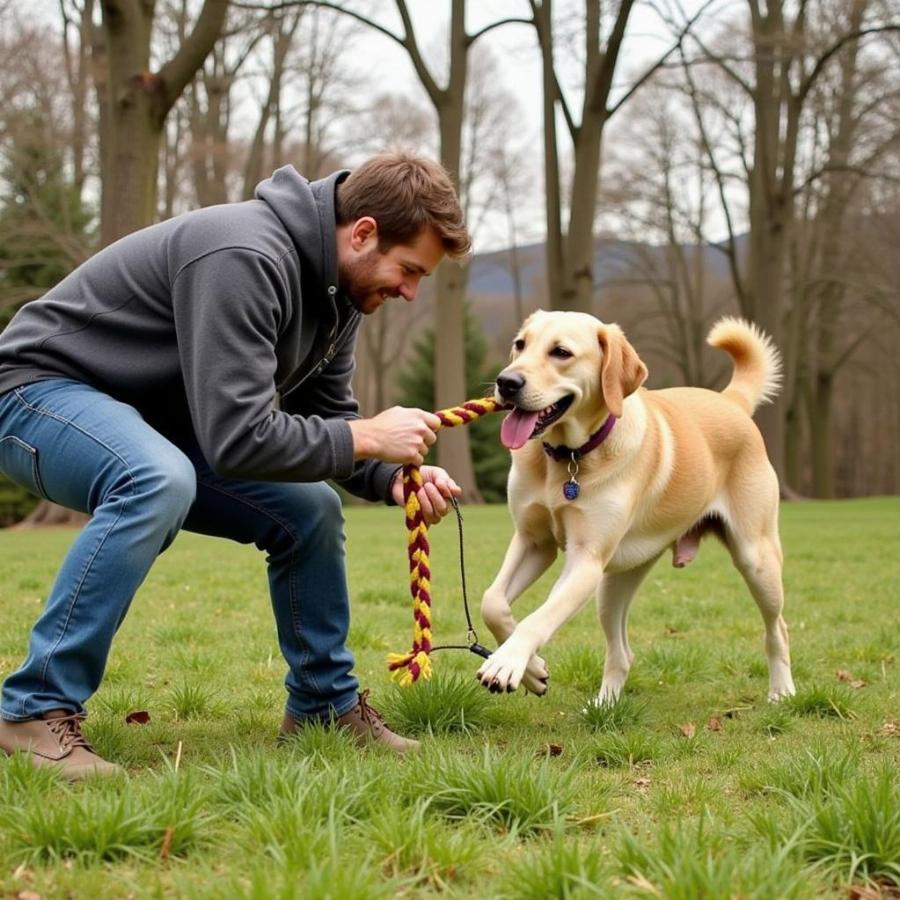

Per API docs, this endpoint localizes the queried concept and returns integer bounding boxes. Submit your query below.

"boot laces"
[46,713,94,753]
[355,690,385,732]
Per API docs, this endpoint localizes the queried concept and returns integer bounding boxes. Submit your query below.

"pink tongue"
[501,409,541,449]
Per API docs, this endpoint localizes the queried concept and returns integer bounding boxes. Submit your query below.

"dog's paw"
[594,678,624,706]
[766,684,796,703]
[476,642,530,694]
[521,654,550,695]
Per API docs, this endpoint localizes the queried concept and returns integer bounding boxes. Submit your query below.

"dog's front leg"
[481,532,557,694]
[478,549,604,693]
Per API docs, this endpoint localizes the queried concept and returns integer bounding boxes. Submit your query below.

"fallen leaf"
[12,865,32,883]
[877,722,898,737]
[125,710,151,725]
[546,743,563,757]
[847,885,886,900]
[17,892,42,900]
[664,625,680,635]
[627,873,661,895]
[707,717,723,732]
[678,722,696,738]
[634,777,652,790]
[836,669,854,682]
[850,680,867,690]
[159,825,174,861]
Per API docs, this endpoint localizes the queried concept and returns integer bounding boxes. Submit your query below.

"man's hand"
[349,406,440,466]
[391,466,462,525]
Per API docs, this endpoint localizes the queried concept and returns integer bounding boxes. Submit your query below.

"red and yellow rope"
[387,397,502,685]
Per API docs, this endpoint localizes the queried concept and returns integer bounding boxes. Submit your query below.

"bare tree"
[95,0,229,243]
[235,0,533,502]
[677,0,900,486]
[529,0,708,314]
[794,6,900,495]
[242,7,305,195]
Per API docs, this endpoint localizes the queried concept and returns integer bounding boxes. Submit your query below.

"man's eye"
[550,346,572,359]
[513,338,525,351]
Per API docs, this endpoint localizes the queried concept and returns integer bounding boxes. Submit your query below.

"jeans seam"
[12,385,138,706]
[194,477,323,698]
[0,434,49,499]
[13,387,136,472]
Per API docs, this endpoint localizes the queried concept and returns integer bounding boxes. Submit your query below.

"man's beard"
[339,249,388,315]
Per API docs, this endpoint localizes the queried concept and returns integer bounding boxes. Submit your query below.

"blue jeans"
[0,379,359,722]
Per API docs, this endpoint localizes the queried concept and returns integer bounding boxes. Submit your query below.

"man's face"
[339,225,446,315]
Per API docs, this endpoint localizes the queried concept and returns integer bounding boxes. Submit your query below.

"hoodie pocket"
[0,435,49,500]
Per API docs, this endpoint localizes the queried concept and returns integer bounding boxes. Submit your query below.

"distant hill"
[463,234,746,353]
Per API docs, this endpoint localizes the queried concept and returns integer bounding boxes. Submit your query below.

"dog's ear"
[598,325,648,417]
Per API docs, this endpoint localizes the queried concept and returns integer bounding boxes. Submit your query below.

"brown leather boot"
[280,690,420,753]
[0,710,123,780]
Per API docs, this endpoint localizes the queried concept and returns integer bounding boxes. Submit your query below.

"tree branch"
[528,0,577,141]
[394,0,442,105]
[798,25,900,107]
[684,30,754,98]
[588,0,635,115]
[467,16,532,47]
[233,0,405,49]
[608,0,718,119]
[158,0,229,118]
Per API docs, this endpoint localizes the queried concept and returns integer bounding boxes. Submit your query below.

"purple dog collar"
[542,415,617,462]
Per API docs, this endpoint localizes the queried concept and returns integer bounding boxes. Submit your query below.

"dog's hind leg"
[593,558,657,706]
[724,510,795,701]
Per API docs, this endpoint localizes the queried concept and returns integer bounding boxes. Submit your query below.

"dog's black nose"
[496,372,525,400]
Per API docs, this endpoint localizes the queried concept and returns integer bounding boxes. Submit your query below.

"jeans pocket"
[0,435,49,500]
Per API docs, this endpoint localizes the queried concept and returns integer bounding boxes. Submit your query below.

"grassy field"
[0,496,897,898]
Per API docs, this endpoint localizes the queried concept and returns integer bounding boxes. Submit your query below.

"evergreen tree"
[396,305,509,502]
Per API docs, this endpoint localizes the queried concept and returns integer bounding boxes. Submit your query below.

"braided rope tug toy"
[386,397,502,685]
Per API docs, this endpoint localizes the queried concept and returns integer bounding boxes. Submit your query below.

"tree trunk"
[98,0,228,242]
[807,0,868,498]
[17,502,89,529]
[535,0,564,309]
[432,1,481,502]
[19,0,227,529]
[811,372,835,497]
[534,0,635,313]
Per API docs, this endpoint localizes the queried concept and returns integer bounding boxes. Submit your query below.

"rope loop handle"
[386,397,502,685]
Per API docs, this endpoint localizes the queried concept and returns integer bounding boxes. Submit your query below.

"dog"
[478,310,796,706]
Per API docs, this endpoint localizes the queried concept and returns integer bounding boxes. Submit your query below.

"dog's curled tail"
[707,317,782,414]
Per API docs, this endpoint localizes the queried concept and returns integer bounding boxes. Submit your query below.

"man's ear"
[350,216,378,251]
[598,325,648,418]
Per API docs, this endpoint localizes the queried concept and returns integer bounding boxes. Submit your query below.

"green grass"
[0,496,897,897]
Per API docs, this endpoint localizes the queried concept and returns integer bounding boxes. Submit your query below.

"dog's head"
[495,310,648,450]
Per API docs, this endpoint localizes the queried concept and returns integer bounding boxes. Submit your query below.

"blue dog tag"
[563,480,580,501]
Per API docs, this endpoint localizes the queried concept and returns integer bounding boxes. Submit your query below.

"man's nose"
[399,283,416,302]
[496,371,525,400]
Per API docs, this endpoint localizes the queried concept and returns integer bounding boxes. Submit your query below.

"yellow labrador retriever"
[478,311,796,706]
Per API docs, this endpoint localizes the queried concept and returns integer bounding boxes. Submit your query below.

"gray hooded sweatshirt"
[0,166,399,503]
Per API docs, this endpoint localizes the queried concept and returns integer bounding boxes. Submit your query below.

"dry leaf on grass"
[678,722,696,738]
[707,717,723,732]
[125,709,151,725]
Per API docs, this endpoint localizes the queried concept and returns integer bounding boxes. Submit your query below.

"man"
[0,152,470,778]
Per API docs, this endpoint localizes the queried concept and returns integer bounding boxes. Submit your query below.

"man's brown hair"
[335,152,471,258]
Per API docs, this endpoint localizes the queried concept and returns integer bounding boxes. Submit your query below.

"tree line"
[1,0,898,525]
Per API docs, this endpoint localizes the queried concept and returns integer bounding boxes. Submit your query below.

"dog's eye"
[513,339,525,352]
[550,346,573,359]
